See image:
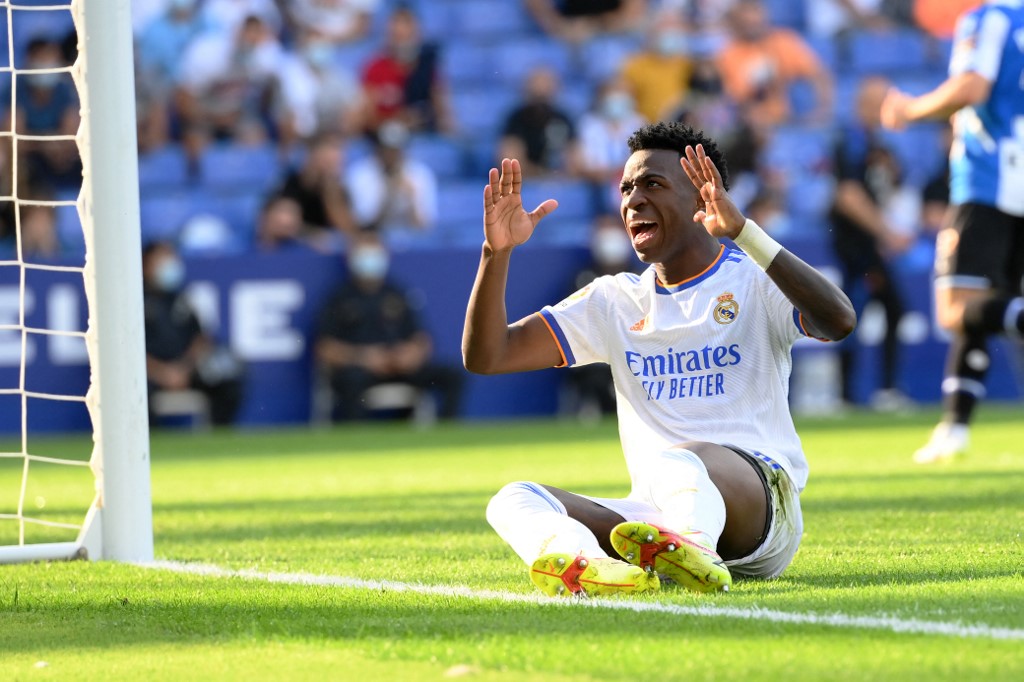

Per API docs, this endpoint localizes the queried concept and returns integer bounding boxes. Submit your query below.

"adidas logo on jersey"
[629,317,647,332]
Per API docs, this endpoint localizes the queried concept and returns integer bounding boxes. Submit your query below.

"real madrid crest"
[713,292,738,324]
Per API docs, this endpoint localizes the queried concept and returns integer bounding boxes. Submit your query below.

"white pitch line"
[144,560,1024,642]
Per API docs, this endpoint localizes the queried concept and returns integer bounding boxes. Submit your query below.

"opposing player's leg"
[916,204,1024,463]
[485,482,658,597]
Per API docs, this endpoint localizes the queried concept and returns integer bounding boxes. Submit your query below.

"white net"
[0,0,99,555]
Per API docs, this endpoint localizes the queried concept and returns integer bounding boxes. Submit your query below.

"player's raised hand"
[483,158,558,252]
[879,87,910,130]
[681,144,745,240]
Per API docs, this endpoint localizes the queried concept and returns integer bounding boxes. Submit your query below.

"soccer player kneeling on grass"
[462,123,857,597]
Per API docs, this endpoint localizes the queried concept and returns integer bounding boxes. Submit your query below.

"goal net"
[0,0,152,563]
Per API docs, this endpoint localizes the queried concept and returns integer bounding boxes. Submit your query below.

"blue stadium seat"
[198,144,282,193]
[452,88,518,142]
[785,171,835,223]
[203,191,264,243]
[454,0,533,37]
[441,40,493,88]
[436,179,484,227]
[139,190,204,242]
[849,28,929,75]
[879,124,946,188]
[406,0,453,40]
[764,124,834,174]
[578,35,642,84]
[529,218,592,247]
[8,7,75,68]
[54,200,84,255]
[558,81,593,119]
[763,0,805,30]
[492,37,573,87]
[406,134,465,178]
[138,145,191,193]
[332,39,377,73]
[522,180,596,222]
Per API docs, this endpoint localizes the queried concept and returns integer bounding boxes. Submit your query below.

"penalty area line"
[144,560,1024,642]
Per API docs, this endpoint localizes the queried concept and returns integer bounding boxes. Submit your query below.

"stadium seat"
[406,134,465,178]
[763,0,806,30]
[203,191,264,244]
[454,0,533,38]
[139,190,204,242]
[437,180,485,228]
[198,144,282,193]
[879,124,946,188]
[492,38,573,88]
[138,145,191,193]
[331,39,377,73]
[7,7,75,68]
[441,40,493,88]
[451,88,518,142]
[785,171,836,223]
[578,35,643,84]
[849,28,929,75]
[763,124,834,174]
[522,179,597,222]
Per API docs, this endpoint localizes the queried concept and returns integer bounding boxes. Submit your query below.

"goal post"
[0,0,152,563]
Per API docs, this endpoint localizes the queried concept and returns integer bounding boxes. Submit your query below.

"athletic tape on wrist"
[733,219,782,271]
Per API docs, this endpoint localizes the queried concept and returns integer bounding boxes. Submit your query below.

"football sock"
[646,448,726,550]
[962,295,1024,338]
[486,481,606,565]
[941,333,988,426]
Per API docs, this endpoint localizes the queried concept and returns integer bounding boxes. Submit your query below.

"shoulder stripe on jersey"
[537,310,575,367]
[792,308,832,342]
[655,244,727,294]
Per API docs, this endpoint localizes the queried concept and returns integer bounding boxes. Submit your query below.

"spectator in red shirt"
[361,5,451,134]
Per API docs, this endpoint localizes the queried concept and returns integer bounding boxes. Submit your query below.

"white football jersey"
[539,245,824,492]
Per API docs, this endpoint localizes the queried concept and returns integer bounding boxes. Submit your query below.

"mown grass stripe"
[146,560,1024,642]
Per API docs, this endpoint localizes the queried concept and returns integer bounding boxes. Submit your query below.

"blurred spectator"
[620,13,695,123]
[525,0,648,43]
[19,202,60,260]
[199,0,282,36]
[498,68,581,177]
[562,215,639,420]
[716,0,834,128]
[361,5,451,134]
[275,134,356,235]
[804,0,890,39]
[137,0,207,93]
[174,13,286,144]
[255,194,319,252]
[280,0,379,45]
[828,76,914,410]
[1,38,80,193]
[654,0,736,42]
[344,121,438,235]
[913,0,982,39]
[745,188,793,239]
[670,51,739,141]
[578,77,646,212]
[277,38,367,144]
[142,241,245,425]
[315,233,462,421]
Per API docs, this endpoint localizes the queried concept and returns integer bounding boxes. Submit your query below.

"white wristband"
[732,219,782,271]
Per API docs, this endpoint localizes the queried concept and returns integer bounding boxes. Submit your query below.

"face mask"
[27,69,60,90]
[592,229,633,266]
[154,257,185,292]
[349,246,389,281]
[602,92,634,120]
[303,42,334,70]
[656,30,688,57]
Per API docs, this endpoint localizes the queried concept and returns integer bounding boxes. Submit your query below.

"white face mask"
[349,246,389,281]
[592,229,633,267]
[602,92,635,120]
[154,257,185,292]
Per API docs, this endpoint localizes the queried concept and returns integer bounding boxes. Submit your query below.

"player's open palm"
[483,158,558,252]
[681,144,746,240]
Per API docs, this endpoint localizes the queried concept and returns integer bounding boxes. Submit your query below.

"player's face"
[619,149,700,268]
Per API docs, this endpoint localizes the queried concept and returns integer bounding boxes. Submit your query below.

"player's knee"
[486,481,563,528]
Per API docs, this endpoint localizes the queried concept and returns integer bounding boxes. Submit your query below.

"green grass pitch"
[1,408,1023,681]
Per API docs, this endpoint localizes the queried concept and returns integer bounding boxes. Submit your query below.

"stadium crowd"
[0,0,985,422]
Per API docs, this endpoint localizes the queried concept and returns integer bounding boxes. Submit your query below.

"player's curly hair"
[626,122,730,190]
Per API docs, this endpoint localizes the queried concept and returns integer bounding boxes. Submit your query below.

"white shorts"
[581,451,803,579]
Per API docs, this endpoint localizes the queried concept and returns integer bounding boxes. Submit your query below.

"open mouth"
[628,220,658,248]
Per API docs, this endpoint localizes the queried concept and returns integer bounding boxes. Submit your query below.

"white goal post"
[0,0,152,563]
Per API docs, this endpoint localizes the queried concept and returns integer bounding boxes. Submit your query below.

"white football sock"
[645,448,726,550]
[486,481,607,565]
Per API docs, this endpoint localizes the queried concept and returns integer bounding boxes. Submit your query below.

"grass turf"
[1,407,1022,681]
